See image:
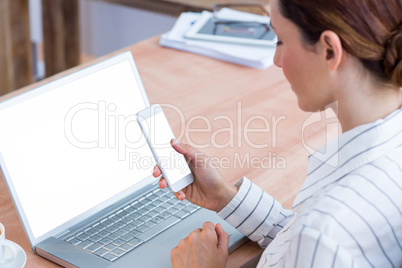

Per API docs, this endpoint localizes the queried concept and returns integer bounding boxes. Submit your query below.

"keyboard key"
[147,194,159,200]
[141,215,152,222]
[122,224,137,232]
[147,211,158,218]
[136,225,149,232]
[117,210,129,218]
[127,212,142,220]
[65,235,75,241]
[153,189,164,196]
[76,233,90,241]
[100,219,114,227]
[131,219,144,226]
[137,208,148,215]
[120,234,134,242]
[120,217,133,224]
[142,198,153,206]
[84,228,97,236]
[138,200,150,208]
[141,214,152,222]
[174,210,190,219]
[112,239,125,247]
[159,212,171,219]
[78,240,94,249]
[144,204,156,211]
[120,243,134,252]
[159,195,170,202]
[154,206,165,213]
[113,221,126,229]
[107,232,121,240]
[152,216,164,224]
[128,229,141,237]
[107,225,119,233]
[183,206,197,213]
[94,247,109,257]
[114,229,128,237]
[104,243,117,251]
[112,248,126,257]
[161,203,172,210]
[109,215,122,223]
[103,253,117,262]
[132,203,144,210]
[137,216,180,241]
[143,221,156,228]
[169,199,181,205]
[161,187,170,193]
[166,207,178,214]
[124,206,136,213]
[67,238,81,245]
[86,242,104,252]
[189,204,200,209]
[92,224,106,232]
[153,200,164,206]
[127,238,143,247]
[175,203,186,210]
[97,230,110,237]
[181,199,192,206]
[99,237,113,245]
[88,234,102,243]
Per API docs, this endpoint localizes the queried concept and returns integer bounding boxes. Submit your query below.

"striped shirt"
[218,108,402,267]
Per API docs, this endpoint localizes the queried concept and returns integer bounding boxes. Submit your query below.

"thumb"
[171,139,195,159]
[215,223,229,253]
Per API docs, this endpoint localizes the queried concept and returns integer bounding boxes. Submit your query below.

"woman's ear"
[319,30,343,71]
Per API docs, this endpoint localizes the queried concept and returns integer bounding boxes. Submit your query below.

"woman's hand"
[170,222,229,268]
[152,139,237,212]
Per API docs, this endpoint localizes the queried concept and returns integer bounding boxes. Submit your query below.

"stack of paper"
[159,9,276,69]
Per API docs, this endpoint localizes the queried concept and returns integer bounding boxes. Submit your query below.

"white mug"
[0,223,18,265]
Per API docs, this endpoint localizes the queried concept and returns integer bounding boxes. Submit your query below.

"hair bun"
[384,23,402,87]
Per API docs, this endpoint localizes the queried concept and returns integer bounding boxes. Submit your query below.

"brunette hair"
[278,0,402,87]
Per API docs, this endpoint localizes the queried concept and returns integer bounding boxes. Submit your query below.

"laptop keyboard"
[63,187,200,262]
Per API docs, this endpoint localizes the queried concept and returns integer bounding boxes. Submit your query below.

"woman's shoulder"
[293,152,402,257]
[290,157,402,265]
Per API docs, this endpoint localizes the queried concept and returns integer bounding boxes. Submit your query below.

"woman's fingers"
[153,165,162,177]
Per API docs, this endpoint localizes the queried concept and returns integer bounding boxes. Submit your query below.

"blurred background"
[0,0,269,95]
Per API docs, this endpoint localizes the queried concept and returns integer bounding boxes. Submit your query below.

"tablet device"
[184,11,277,47]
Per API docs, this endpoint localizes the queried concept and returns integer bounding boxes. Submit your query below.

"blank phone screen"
[143,112,191,184]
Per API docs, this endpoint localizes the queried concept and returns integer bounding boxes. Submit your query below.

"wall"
[79,0,177,57]
[28,0,177,79]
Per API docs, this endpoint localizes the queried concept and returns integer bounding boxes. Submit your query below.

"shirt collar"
[293,108,402,209]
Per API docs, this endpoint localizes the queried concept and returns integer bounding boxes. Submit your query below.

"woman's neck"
[336,82,401,133]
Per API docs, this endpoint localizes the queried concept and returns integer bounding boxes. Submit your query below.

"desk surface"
[0,36,335,267]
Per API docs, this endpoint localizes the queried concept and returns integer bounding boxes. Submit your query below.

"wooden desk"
[0,36,336,267]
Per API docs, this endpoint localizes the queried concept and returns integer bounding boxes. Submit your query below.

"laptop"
[0,52,246,267]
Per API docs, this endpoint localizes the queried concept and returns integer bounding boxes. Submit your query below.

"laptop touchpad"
[161,220,205,249]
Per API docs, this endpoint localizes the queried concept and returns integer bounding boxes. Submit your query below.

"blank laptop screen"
[0,59,154,239]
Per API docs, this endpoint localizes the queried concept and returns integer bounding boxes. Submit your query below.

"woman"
[154,0,402,266]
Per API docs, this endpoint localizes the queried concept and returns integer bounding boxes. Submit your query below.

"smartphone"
[137,104,194,193]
